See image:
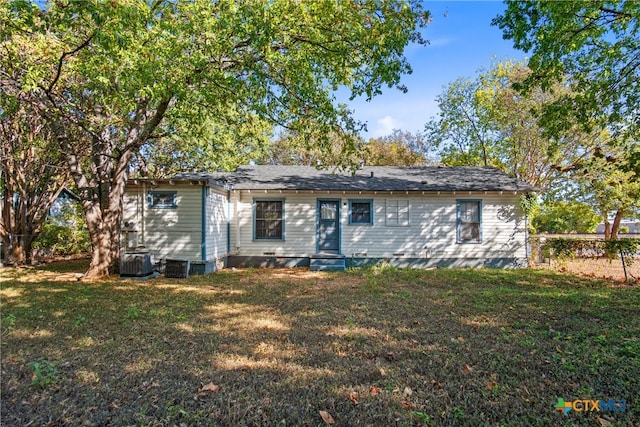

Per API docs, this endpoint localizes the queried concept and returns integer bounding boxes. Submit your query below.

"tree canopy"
[424,60,581,192]
[1,0,429,277]
[494,1,640,138]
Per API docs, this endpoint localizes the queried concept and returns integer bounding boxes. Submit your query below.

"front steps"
[309,253,346,271]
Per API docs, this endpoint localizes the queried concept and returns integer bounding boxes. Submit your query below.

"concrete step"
[310,254,346,271]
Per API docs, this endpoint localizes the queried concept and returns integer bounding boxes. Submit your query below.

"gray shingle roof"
[175,165,535,192]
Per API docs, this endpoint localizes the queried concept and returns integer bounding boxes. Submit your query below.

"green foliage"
[33,202,90,258]
[364,130,429,166]
[75,315,86,327]
[494,1,640,139]
[28,358,58,388]
[519,194,538,218]
[4,313,17,330]
[532,201,600,234]
[424,60,583,192]
[543,237,640,260]
[1,0,431,276]
[127,305,140,321]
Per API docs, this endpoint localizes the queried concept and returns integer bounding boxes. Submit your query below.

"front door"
[317,199,340,253]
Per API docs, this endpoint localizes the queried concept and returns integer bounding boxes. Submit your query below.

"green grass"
[1,261,638,426]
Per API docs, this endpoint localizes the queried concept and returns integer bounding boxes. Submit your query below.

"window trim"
[385,199,410,227]
[348,199,374,225]
[253,198,285,241]
[148,191,177,209]
[457,199,483,243]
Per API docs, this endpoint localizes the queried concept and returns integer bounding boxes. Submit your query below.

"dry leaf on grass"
[349,391,359,405]
[401,400,412,410]
[369,385,381,396]
[462,364,473,372]
[379,367,387,376]
[319,410,335,425]
[198,382,219,393]
[597,417,613,426]
[486,381,498,390]
[403,386,413,397]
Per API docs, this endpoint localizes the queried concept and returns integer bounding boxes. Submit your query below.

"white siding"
[205,188,229,262]
[229,191,317,256]
[229,190,527,261]
[123,184,203,260]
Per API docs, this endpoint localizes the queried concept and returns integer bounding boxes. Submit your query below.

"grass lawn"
[1,260,638,426]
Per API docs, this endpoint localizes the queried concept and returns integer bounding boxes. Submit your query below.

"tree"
[424,76,498,168]
[257,128,364,167]
[557,133,640,239]
[531,201,601,234]
[494,2,640,238]
[133,111,273,177]
[2,0,429,278]
[424,61,581,192]
[363,130,428,166]
[0,95,69,265]
[493,1,640,139]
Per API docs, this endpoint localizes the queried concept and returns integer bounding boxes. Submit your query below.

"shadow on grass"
[1,265,638,426]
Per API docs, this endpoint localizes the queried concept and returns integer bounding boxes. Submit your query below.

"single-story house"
[122,165,535,272]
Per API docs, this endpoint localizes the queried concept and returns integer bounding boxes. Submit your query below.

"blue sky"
[345,1,527,139]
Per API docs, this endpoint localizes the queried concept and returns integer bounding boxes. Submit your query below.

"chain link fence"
[530,235,640,283]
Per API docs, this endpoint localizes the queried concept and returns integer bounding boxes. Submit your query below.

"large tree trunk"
[79,161,129,280]
[82,201,121,278]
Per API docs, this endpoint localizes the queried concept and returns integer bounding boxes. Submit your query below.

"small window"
[457,200,482,243]
[348,199,373,225]
[386,199,409,226]
[148,191,177,209]
[254,199,284,240]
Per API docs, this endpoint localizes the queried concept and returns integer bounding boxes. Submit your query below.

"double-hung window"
[457,200,482,243]
[386,199,410,226]
[148,191,177,209]
[348,199,373,225]
[254,199,284,240]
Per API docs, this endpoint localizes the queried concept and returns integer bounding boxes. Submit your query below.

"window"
[254,199,284,240]
[457,200,482,243]
[386,199,409,226]
[348,199,373,225]
[148,191,177,208]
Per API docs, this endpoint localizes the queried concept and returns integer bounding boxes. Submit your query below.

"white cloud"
[371,115,400,138]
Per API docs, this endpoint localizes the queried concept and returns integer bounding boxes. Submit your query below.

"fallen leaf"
[430,379,443,388]
[349,391,359,405]
[198,382,219,393]
[369,385,381,396]
[379,367,387,376]
[279,333,287,341]
[403,386,413,397]
[598,417,612,426]
[486,381,498,390]
[462,364,473,372]
[319,410,335,425]
[401,400,412,410]
[385,352,395,361]
[457,336,465,342]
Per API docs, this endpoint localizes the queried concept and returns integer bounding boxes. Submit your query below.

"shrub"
[33,202,90,259]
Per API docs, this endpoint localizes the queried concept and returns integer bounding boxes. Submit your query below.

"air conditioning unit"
[165,259,190,279]
[120,252,155,278]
